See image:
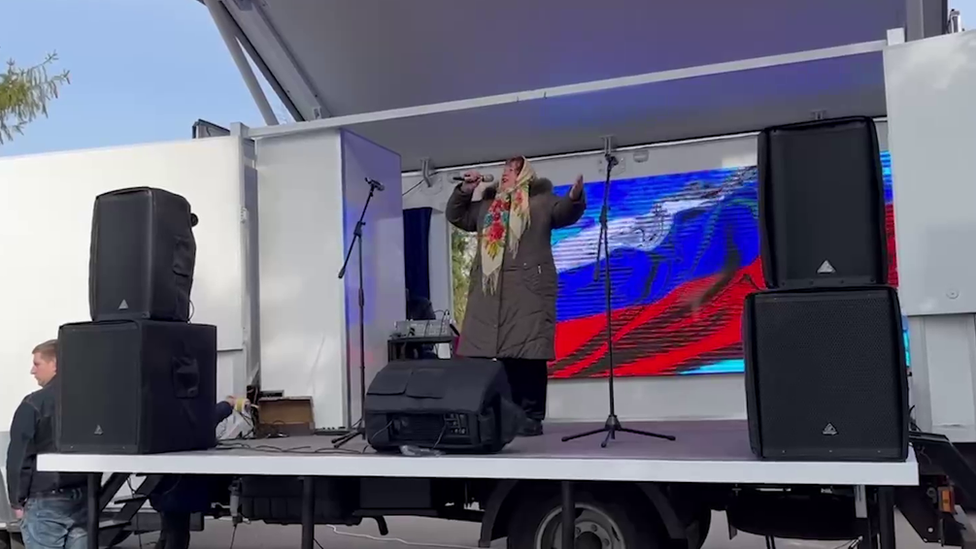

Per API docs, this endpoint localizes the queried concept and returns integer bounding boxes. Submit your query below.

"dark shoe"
[518,418,544,437]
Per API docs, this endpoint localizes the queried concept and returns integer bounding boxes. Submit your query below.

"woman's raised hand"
[461,170,483,192]
[569,174,585,200]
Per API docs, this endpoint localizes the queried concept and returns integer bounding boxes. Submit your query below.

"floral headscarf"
[480,157,536,294]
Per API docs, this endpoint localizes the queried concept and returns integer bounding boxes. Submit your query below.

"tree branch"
[0,50,71,144]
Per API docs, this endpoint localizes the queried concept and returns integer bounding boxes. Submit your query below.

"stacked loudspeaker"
[744,117,909,461]
[57,188,218,454]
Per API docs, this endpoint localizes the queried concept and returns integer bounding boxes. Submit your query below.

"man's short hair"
[32,339,58,361]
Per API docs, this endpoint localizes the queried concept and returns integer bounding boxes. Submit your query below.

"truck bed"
[37,420,918,486]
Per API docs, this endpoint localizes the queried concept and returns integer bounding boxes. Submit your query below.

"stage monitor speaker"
[364,359,520,454]
[57,320,217,454]
[743,286,909,461]
[758,117,887,288]
[89,187,197,322]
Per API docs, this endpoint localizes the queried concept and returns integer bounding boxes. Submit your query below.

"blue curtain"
[403,207,432,301]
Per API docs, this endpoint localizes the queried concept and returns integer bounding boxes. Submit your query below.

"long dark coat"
[446,178,587,360]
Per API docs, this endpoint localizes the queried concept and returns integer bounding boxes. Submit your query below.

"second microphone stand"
[333,178,382,448]
[561,149,676,448]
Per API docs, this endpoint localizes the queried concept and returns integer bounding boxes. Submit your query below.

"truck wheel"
[506,486,662,549]
[673,509,710,549]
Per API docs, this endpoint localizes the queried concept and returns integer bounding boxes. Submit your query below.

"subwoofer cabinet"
[57,319,217,454]
[742,286,909,461]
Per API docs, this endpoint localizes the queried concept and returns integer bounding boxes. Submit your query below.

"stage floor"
[38,420,918,486]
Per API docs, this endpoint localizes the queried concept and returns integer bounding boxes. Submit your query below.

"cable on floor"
[215,441,362,455]
[322,525,481,549]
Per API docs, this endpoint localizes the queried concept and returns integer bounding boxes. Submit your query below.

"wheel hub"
[536,504,624,549]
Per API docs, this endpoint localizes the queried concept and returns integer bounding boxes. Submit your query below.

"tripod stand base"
[332,427,365,448]
[561,415,676,448]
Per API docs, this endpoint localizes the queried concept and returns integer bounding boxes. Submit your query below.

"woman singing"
[447,156,586,436]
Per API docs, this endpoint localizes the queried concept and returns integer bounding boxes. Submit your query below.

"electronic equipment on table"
[388,319,458,361]
[393,319,456,339]
[364,359,520,454]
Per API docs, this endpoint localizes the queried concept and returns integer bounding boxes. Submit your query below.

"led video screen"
[548,152,898,378]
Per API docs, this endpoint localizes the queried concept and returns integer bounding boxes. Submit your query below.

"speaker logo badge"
[817,260,836,275]
[822,423,838,436]
[94,425,104,436]
[118,299,129,310]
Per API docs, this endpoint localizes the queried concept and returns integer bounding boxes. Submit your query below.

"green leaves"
[451,226,476,323]
[0,51,70,144]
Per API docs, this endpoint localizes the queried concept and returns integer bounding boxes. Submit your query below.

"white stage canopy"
[199,0,946,168]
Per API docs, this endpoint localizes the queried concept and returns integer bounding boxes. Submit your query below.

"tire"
[506,485,663,549]
[682,509,711,549]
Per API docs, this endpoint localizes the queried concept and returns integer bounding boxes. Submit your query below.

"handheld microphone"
[452,174,495,183]
[365,178,385,191]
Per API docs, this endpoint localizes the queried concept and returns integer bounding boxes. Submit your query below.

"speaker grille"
[58,320,217,454]
[89,187,196,322]
[759,118,887,288]
[59,322,142,452]
[748,288,907,460]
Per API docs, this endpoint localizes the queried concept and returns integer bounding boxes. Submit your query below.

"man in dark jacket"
[6,339,88,549]
[447,156,586,436]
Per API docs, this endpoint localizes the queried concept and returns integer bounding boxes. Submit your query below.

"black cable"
[214,441,362,455]
[402,178,425,197]
[363,420,395,454]
[125,478,144,549]
[229,523,237,549]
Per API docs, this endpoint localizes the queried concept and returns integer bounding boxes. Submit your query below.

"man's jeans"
[21,488,88,549]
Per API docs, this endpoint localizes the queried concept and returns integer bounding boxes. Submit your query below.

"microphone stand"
[333,178,382,448]
[562,141,676,448]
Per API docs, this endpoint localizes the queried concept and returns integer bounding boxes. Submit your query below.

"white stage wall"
[402,122,890,422]
[256,129,404,430]
[885,31,976,441]
[256,130,346,430]
[0,138,256,428]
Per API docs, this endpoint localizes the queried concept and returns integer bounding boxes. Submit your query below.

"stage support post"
[301,476,315,549]
[878,487,897,549]
[86,473,98,549]
[561,481,575,548]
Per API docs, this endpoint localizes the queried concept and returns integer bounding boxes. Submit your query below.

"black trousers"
[501,358,548,421]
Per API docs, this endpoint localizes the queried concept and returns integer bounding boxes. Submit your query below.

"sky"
[1,0,974,158]
[0,0,280,157]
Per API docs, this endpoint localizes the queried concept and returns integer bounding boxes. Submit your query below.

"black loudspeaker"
[365,359,520,453]
[758,117,887,288]
[89,187,198,322]
[57,320,217,454]
[743,286,909,461]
